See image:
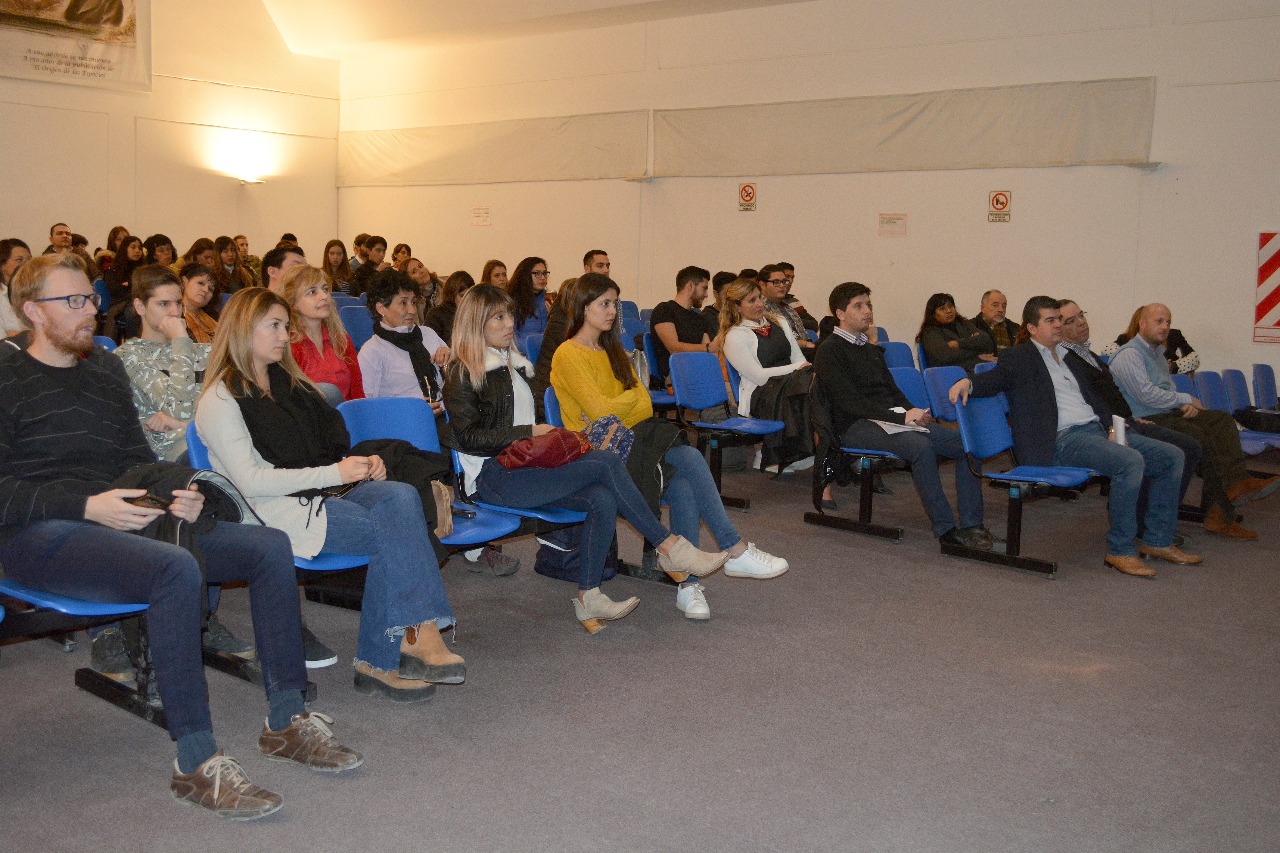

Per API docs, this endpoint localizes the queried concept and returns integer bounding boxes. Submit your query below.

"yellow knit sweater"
[550,340,652,429]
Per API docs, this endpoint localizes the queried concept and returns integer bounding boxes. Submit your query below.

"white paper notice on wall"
[471,207,492,227]
[739,183,757,211]
[989,191,1011,223]
[878,214,908,237]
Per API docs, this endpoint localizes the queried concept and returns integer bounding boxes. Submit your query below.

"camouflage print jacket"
[115,336,210,461]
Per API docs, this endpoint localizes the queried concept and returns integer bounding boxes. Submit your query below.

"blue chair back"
[93,335,117,352]
[1193,371,1230,414]
[338,397,439,451]
[669,352,730,411]
[642,332,663,382]
[341,305,374,349]
[876,326,890,343]
[725,358,742,404]
[889,367,929,410]
[973,361,996,374]
[806,329,818,344]
[619,317,639,352]
[523,334,543,366]
[92,279,111,314]
[916,342,929,370]
[620,300,640,323]
[955,394,1015,461]
[186,422,211,468]
[639,308,652,328]
[1254,363,1278,409]
[544,387,563,427]
[331,294,362,308]
[1171,373,1194,396]
[923,366,966,422]
[881,341,914,369]
[1223,369,1252,413]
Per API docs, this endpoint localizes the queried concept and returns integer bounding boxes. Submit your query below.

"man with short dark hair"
[649,265,717,380]
[350,233,370,270]
[1110,303,1279,538]
[814,282,994,548]
[950,296,1198,576]
[44,221,73,255]
[0,253,362,819]
[583,250,610,275]
[759,263,813,352]
[777,261,818,332]
[973,289,1019,353]
[234,234,261,281]
[364,235,388,270]
[261,245,305,292]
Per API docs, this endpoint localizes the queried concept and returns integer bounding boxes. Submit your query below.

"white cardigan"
[723,318,808,417]
[194,382,343,558]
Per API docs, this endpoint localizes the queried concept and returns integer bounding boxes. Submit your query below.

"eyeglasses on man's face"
[1061,311,1087,327]
[32,292,102,310]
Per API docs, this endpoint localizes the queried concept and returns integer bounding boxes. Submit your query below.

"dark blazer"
[969,341,1113,466]
[1064,349,1133,419]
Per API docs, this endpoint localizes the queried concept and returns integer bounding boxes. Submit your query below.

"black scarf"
[234,364,351,480]
[372,323,440,399]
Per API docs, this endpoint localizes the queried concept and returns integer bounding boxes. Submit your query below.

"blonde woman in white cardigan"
[195,287,462,703]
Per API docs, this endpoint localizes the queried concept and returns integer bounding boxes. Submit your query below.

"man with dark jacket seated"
[948,296,1200,577]
[0,254,362,820]
[812,281,997,549]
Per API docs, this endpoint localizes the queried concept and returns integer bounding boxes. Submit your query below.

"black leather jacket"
[442,361,535,457]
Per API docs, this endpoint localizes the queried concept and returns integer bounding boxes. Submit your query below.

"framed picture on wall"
[0,0,150,92]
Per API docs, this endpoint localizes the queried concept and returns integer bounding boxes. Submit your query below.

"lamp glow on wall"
[205,127,283,184]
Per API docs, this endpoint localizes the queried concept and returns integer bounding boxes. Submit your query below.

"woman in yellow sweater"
[551,274,789,622]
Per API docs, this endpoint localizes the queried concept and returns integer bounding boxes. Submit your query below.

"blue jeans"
[1053,423,1182,555]
[476,450,672,591]
[839,421,984,538]
[664,444,742,551]
[0,520,306,741]
[320,480,454,671]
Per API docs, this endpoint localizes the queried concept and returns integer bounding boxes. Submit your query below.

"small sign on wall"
[989,191,1011,223]
[470,206,491,227]
[878,213,908,237]
[739,183,757,212]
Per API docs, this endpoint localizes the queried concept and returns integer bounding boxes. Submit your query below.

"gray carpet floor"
[2,462,1278,852]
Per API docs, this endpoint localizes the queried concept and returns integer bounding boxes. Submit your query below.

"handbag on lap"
[496,428,591,470]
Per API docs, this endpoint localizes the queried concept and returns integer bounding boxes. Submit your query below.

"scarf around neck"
[373,322,440,399]
[233,363,351,475]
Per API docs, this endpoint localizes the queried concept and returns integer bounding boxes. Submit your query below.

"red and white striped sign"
[1256,233,1280,344]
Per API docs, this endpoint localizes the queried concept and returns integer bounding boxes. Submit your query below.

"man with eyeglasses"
[776,261,819,333]
[949,295,1198,577]
[0,253,363,819]
[759,263,814,352]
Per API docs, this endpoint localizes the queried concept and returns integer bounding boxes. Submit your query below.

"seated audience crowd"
[1,222,1276,824]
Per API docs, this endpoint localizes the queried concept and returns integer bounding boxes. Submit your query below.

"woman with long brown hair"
[322,239,355,293]
[281,265,364,405]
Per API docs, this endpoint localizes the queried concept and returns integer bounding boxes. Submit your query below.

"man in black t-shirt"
[650,265,717,380]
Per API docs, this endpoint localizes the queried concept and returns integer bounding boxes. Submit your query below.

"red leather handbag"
[496,428,591,470]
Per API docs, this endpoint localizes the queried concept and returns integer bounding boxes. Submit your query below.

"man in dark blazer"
[948,295,1199,577]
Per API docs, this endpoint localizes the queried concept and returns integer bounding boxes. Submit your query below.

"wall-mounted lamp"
[206,127,282,184]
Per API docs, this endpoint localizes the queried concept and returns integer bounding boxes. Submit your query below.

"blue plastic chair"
[973,362,996,374]
[331,294,362,308]
[923,366,966,423]
[93,335,117,351]
[185,423,369,572]
[336,399,522,547]
[806,329,818,344]
[876,326,890,343]
[1195,371,1280,454]
[92,279,111,315]
[882,341,914,369]
[640,332,677,409]
[340,305,374,349]
[1253,363,1278,410]
[640,308,652,329]
[954,394,1098,575]
[889,367,930,410]
[1223,369,1253,414]
[1172,373,1194,396]
[669,351,784,509]
[622,315,645,344]
[916,342,930,371]
[544,387,564,427]
[523,334,543,367]
[620,300,640,323]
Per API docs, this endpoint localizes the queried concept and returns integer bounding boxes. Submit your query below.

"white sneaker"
[723,543,789,579]
[675,583,711,620]
[782,456,814,473]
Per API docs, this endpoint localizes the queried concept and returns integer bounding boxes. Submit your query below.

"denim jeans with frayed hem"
[320,480,454,672]
[663,444,742,551]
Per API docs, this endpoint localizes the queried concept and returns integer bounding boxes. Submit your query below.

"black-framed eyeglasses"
[32,293,102,310]
[766,278,786,285]
[1062,311,1088,326]
[531,270,550,277]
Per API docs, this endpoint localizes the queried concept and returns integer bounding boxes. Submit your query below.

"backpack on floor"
[533,525,618,583]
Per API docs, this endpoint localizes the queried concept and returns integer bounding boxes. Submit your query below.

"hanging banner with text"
[0,1,150,92]
[1256,232,1280,344]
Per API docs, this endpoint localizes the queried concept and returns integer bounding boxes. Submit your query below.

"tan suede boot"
[399,624,466,684]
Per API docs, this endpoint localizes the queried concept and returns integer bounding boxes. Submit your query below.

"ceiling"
[262,0,813,58]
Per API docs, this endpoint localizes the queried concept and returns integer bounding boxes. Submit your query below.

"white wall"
[339,0,1280,373]
[0,0,338,262]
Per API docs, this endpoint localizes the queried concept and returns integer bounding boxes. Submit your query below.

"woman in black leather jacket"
[441,285,728,633]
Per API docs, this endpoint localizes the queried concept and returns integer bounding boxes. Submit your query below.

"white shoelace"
[199,754,251,801]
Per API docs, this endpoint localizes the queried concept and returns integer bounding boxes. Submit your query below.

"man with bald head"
[974,290,1019,353]
[1110,303,1279,539]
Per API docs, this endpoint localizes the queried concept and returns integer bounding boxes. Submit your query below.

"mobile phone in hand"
[128,493,172,510]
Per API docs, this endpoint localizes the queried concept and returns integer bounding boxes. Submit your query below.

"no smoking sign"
[739,183,757,212]
[989,190,1011,223]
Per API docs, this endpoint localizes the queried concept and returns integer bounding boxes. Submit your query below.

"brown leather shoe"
[259,712,363,773]
[170,752,283,821]
[1104,554,1156,578]
[1225,476,1280,504]
[1138,544,1203,565]
[1204,505,1259,540]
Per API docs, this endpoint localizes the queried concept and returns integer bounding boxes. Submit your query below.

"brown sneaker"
[170,752,283,821]
[258,712,364,773]
[1225,476,1280,504]
[1204,505,1259,540]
